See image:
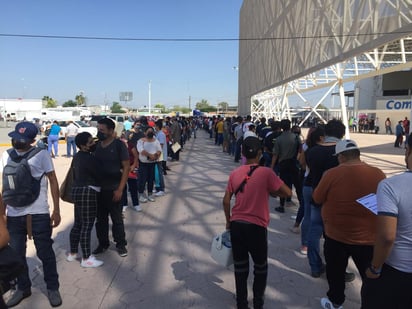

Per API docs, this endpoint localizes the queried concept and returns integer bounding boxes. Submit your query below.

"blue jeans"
[7,214,59,291]
[307,205,324,273]
[66,136,77,157]
[300,185,312,247]
[47,134,59,156]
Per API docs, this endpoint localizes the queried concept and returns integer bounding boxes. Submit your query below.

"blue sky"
[0,0,243,109]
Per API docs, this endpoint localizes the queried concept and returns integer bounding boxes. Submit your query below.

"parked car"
[57,120,98,139]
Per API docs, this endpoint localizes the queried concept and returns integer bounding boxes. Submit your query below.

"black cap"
[242,136,261,159]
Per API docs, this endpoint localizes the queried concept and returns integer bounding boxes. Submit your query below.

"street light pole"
[148,80,152,115]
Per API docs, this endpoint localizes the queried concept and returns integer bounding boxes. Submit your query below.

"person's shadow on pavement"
[172,260,234,307]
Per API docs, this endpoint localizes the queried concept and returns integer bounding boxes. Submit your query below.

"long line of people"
[215,114,412,309]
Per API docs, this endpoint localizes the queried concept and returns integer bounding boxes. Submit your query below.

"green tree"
[195,99,217,112]
[111,102,125,113]
[75,94,86,106]
[154,103,168,113]
[42,96,57,108]
[217,101,229,112]
[62,100,77,107]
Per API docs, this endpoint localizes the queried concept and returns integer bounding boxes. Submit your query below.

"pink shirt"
[226,164,284,228]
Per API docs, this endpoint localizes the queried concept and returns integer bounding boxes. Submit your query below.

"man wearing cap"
[312,139,386,309]
[0,122,62,307]
[223,136,291,309]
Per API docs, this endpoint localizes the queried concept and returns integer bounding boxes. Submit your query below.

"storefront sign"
[386,99,412,110]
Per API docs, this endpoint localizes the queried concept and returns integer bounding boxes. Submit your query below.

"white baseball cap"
[334,139,359,155]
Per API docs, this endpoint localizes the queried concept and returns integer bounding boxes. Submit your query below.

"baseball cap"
[8,121,38,143]
[334,139,359,155]
[242,136,261,158]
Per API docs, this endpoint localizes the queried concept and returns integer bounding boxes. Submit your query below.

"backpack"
[2,147,44,207]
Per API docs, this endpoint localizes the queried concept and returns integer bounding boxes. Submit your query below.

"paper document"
[171,142,181,153]
[356,193,377,215]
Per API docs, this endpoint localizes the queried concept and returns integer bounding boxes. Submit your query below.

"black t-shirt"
[94,139,129,190]
[72,151,102,187]
[305,144,338,189]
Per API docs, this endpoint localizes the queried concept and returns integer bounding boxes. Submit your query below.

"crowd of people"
[1,113,411,308]
[0,115,201,307]
[217,115,412,309]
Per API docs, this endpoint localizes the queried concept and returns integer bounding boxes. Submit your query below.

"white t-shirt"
[136,139,162,163]
[1,148,54,216]
[377,171,412,273]
[66,123,79,137]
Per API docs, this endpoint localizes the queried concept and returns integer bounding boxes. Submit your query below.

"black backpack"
[2,147,44,207]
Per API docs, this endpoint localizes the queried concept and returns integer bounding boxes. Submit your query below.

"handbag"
[0,245,25,294]
[59,161,74,203]
[210,230,233,267]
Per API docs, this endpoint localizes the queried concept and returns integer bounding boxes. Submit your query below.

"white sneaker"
[134,205,142,212]
[320,297,343,309]
[147,195,155,202]
[66,253,78,262]
[154,191,165,197]
[152,188,157,193]
[81,255,104,268]
[122,206,128,212]
[139,196,148,203]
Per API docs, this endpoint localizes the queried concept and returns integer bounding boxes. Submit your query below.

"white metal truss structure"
[238,0,412,135]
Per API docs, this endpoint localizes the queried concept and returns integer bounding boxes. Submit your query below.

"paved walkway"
[1,129,406,308]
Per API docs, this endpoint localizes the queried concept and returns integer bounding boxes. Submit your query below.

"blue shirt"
[50,124,61,135]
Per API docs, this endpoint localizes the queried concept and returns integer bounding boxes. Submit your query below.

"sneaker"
[6,289,32,307]
[290,226,300,234]
[122,206,128,212]
[134,205,142,212]
[66,253,78,262]
[81,255,104,268]
[320,297,343,309]
[47,289,62,307]
[147,195,155,202]
[152,188,157,193]
[300,246,308,255]
[139,196,148,203]
[155,191,165,197]
[92,245,109,255]
[290,215,297,220]
[275,206,285,213]
[117,246,128,257]
[344,272,355,282]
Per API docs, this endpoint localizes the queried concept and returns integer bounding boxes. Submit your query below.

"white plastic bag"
[210,230,233,267]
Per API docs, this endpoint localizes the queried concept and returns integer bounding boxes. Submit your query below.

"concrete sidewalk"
[2,130,406,309]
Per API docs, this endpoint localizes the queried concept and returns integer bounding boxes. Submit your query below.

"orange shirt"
[313,161,386,245]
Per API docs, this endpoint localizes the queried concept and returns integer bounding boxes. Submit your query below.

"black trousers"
[324,235,373,306]
[361,263,412,309]
[95,190,127,248]
[278,159,303,207]
[230,221,268,309]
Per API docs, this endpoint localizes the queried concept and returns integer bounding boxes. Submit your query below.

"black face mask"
[12,140,30,150]
[97,132,107,141]
[88,144,97,153]
[146,132,154,139]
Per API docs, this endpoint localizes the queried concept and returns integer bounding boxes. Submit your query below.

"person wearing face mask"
[0,121,62,307]
[66,132,103,268]
[93,118,130,258]
[136,127,162,203]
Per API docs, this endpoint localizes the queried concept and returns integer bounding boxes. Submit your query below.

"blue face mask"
[97,131,107,141]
